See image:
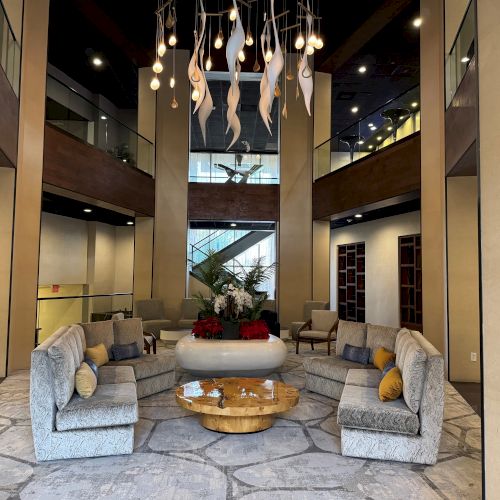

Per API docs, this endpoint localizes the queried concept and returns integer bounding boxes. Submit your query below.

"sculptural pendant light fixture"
[252,0,260,72]
[170,38,178,109]
[298,1,314,116]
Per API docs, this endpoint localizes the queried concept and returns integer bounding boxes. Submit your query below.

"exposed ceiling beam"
[319,0,414,74]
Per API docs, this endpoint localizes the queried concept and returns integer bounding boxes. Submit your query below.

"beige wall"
[312,221,330,303]
[331,212,421,328]
[152,50,189,324]
[0,168,15,377]
[278,54,314,328]
[3,0,23,41]
[133,217,154,304]
[313,72,331,147]
[445,0,471,54]
[112,226,135,310]
[477,0,500,492]
[420,0,447,357]
[447,176,480,382]
[8,0,50,372]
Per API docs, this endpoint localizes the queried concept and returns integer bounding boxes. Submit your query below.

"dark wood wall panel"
[189,183,279,221]
[43,124,155,216]
[0,68,19,168]
[445,56,477,174]
[313,133,421,220]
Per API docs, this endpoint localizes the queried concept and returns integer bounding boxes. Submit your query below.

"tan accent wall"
[152,50,189,325]
[278,54,313,327]
[477,0,500,492]
[2,0,23,41]
[133,217,154,304]
[0,168,15,377]
[447,176,480,382]
[312,221,330,304]
[420,0,447,357]
[7,0,49,372]
[313,72,331,147]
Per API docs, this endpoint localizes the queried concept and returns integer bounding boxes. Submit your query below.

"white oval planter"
[175,334,287,377]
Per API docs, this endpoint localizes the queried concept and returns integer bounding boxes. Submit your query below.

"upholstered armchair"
[135,299,172,340]
[177,298,201,330]
[296,310,339,355]
[289,300,329,340]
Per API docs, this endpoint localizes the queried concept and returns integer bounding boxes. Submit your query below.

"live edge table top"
[176,378,300,420]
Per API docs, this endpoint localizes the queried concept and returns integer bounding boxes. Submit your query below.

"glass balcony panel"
[0,2,21,95]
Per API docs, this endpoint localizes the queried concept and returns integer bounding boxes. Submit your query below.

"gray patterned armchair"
[135,298,172,339]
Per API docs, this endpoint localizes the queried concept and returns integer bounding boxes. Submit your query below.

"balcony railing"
[46,75,154,176]
[0,1,20,95]
[445,1,475,108]
[314,85,420,180]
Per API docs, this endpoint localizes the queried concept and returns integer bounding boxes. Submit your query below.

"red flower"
[239,320,270,340]
[192,317,223,339]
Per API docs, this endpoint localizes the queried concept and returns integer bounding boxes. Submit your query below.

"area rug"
[0,342,482,499]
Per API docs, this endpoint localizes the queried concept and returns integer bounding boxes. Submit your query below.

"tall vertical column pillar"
[279,55,314,327]
[420,0,447,356]
[477,0,500,493]
[152,50,189,326]
[7,0,50,372]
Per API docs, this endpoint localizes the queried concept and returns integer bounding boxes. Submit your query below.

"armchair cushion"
[81,320,115,359]
[336,320,367,357]
[108,352,175,380]
[311,310,338,332]
[113,318,144,348]
[135,299,165,321]
[181,298,201,320]
[299,330,330,339]
[142,319,172,338]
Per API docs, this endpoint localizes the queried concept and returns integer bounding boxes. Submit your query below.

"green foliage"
[193,292,215,318]
[237,257,277,295]
[195,250,226,296]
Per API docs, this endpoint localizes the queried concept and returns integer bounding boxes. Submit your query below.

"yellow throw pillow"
[379,367,403,402]
[374,347,396,371]
[85,343,109,367]
[75,362,97,399]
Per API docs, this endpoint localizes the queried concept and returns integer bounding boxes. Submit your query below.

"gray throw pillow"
[111,342,141,361]
[401,341,427,413]
[342,344,370,365]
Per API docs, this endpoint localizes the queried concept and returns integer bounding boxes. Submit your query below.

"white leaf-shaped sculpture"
[226,0,245,90]
[258,26,272,135]
[188,0,207,114]
[193,4,207,113]
[226,80,240,133]
[267,0,284,109]
[226,111,241,150]
[198,45,213,146]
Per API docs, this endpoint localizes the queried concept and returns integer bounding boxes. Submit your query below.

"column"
[7,0,50,372]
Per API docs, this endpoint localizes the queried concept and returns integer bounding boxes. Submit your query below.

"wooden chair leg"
[296,336,300,354]
[327,340,331,356]
[311,339,314,350]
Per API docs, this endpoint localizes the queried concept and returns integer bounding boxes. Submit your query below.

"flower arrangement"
[239,319,270,340]
[192,317,224,339]
[214,284,253,321]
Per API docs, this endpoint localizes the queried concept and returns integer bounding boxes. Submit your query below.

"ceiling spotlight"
[413,17,422,28]
[295,33,305,50]
[370,126,376,131]
[158,42,167,57]
[150,76,160,91]
[92,56,103,67]
[229,7,237,21]
[265,49,273,62]
[377,136,382,141]
[83,208,92,213]
[351,106,359,114]
[100,115,107,120]
[230,223,237,227]
[358,65,367,74]
[387,126,393,131]
[238,49,246,62]
[461,56,470,63]
[357,140,364,145]
[168,33,177,47]
[306,45,315,55]
[411,101,418,108]
[169,76,176,88]
[152,60,163,73]
[126,221,134,225]
[354,214,363,219]
[368,145,374,150]
[214,30,224,49]
[368,123,374,127]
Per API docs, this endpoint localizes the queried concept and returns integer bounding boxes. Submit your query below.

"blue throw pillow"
[382,360,396,377]
[84,357,99,377]
[111,342,141,361]
[342,344,370,365]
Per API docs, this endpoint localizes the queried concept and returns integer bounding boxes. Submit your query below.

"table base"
[201,413,275,433]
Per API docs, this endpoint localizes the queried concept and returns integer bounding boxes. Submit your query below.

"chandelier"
[151,0,323,149]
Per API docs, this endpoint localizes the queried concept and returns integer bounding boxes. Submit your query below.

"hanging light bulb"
[274,84,281,97]
[265,49,273,63]
[214,31,224,49]
[295,33,305,50]
[170,97,178,109]
[306,45,315,55]
[191,88,200,102]
[245,31,254,46]
[235,70,239,81]
[150,76,160,91]
[158,41,167,57]
[307,34,318,47]
[205,57,213,71]
[238,49,246,62]
[229,7,237,21]
[168,33,177,46]
[152,60,163,73]
[169,76,175,88]
[314,36,324,50]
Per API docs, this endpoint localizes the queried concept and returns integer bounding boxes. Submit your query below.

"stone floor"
[0,342,482,499]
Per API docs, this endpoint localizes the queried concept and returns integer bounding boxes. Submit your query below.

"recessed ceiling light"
[100,115,107,120]
[357,140,364,145]
[83,208,92,213]
[387,126,393,131]
[351,106,359,113]
[368,145,374,150]
[369,126,376,131]
[92,56,103,67]
[411,101,418,108]
[368,123,374,127]
[461,56,470,63]
[377,136,382,141]
[358,65,367,74]
[347,218,353,223]
[230,223,237,227]
[127,221,134,225]
[413,17,422,28]
[354,214,363,219]
[122,159,127,162]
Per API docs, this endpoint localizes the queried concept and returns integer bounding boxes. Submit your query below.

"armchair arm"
[327,318,340,341]
[297,319,312,335]
[143,333,157,355]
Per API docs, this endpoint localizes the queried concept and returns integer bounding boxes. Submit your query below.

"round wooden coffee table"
[176,378,299,433]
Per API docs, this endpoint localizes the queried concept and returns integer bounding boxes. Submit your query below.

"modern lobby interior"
[0,0,495,498]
